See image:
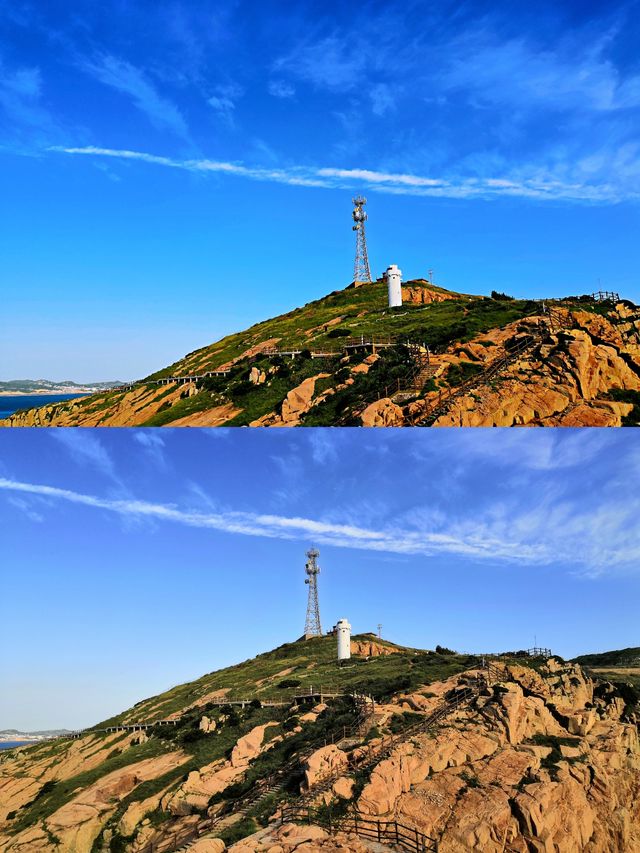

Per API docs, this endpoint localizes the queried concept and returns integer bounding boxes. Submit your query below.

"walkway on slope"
[406,307,567,425]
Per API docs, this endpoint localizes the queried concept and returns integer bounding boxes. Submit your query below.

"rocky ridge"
[1,646,638,853]
[2,282,638,428]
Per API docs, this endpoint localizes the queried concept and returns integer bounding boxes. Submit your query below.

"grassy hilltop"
[2,637,639,852]
[2,278,639,427]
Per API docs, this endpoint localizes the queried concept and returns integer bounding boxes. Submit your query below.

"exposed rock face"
[250,373,330,426]
[199,715,217,733]
[0,732,151,822]
[3,300,639,427]
[431,311,640,427]
[2,750,187,853]
[360,398,404,427]
[188,839,226,853]
[302,745,348,790]
[355,661,640,853]
[1,658,637,853]
[401,285,463,305]
[351,639,401,657]
[230,722,279,768]
[229,822,376,851]
[167,722,280,814]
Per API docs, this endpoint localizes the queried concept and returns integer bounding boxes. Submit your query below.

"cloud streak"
[50,145,637,203]
[80,55,189,139]
[0,476,548,563]
[2,472,639,577]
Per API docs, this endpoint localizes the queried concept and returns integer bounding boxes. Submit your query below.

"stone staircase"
[158,674,504,852]
[167,696,375,852]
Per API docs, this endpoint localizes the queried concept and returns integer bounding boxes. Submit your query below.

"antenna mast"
[304,548,322,638]
[352,196,372,286]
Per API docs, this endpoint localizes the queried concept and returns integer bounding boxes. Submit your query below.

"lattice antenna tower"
[304,548,322,638]
[352,196,372,285]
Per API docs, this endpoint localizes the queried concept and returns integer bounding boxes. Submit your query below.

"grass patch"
[606,390,640,425]
[446,361,484,387]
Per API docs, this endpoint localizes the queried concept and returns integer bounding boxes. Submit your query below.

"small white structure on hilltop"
[337,618,352,661]
[384,264,403,307]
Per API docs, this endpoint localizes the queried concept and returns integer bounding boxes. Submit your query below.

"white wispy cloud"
[439,30,640,113]
[133,431,167,468]
[273,35,367,92]
[268,79,295,99]
[80,55,189,139]
[49,431,117,480]
[49,145,637,202]
[1,475,638,576]
[0,476,546,563]
[207,82,243,123]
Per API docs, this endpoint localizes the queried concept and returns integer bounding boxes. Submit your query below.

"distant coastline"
[0,394,90,419]
[0,390,94,397]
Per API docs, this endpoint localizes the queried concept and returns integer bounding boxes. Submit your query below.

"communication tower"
[304,548,322,638]
[352,196,372,286]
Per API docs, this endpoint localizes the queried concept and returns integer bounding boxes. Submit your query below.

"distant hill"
[0,379,124,394]
[0,728,71,740]
[2,279,639,427]
[572,647,640,667]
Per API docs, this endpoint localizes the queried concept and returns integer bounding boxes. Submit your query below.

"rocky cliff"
[0,639,638,853]
[3,282,638,428]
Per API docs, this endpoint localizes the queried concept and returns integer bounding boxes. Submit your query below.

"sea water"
[0,394,89,419]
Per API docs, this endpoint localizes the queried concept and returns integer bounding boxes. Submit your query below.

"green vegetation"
[525,734,582,778]
[210,697,359,810]
[572,647,640,667]
[606,390,640,425]
[217,816,258,845]
[7,275,628,427]
[95,635,478,728]
[141,282,557,394]
[445,361,484,387]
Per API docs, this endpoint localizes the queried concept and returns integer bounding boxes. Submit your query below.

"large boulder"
[231,722,279,768]
[360,398,404,426]
[302,745,348,790]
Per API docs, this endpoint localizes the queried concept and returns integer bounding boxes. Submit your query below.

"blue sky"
[0,428,638,729]
[1,0,639,380]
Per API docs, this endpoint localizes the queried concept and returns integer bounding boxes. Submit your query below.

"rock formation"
[3,284,638,427]
[1,641,637,853]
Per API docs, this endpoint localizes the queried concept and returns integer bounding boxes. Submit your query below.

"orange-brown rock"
[228,822,375,851]
[302,745,348,790]
[250,373,330,426]
[230,722,279,767]
[360,398,404,426]
[351,638,401,657]
[401,285,462,305]
[2,751,187,853]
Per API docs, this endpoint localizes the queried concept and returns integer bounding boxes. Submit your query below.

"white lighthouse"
[385,264,403,307]
[337,618,352,662]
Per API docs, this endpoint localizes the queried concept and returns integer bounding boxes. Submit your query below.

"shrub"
[491,290,514,301]
[435,645,456,655]
[445,361,483,387]
[327,328,351,338]
[218,816,257,845]
[277,678,302,689]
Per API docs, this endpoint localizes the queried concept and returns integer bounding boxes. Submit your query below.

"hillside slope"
[2,280,640,427]
[1,637,638,853]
